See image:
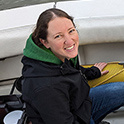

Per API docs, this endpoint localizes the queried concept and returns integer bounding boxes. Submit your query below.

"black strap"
[10,76,23,95]
[9,79,16,95]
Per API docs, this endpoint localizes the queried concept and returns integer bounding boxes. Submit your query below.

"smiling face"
[40,17,79,62]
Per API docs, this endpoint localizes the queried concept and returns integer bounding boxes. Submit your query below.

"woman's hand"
[94,62,109,76]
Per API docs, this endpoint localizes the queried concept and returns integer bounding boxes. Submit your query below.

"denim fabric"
[89,82,124,124]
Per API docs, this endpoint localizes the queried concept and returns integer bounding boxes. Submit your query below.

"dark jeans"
[89,82,124,124]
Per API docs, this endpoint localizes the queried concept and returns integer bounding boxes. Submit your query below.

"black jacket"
[22,56,101,124]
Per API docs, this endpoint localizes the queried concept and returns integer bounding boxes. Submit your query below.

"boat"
[0,0,124,123]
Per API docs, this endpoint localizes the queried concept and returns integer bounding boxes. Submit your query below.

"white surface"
[104,107,124,124]
[78,42,124,64]
[4,110,23,124]
[0,55,23,80]
[56,0,124,18]
[75,17,124,45]
[0,2,54,30]
[0,25,33,58]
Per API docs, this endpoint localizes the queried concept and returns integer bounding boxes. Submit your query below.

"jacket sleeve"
[31,85,74,124]
[80,66,101,80]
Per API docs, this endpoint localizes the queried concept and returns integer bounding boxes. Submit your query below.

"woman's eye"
[69,29,75,33]
[55,35,61,39]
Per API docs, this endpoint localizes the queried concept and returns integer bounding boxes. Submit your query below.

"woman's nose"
[64,35,73,44]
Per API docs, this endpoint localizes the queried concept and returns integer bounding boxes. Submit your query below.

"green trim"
[23,34,62,65]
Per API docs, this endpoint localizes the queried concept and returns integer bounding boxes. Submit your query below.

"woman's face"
[42,17,79,62]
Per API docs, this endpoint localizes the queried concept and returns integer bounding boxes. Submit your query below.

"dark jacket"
[21,35,101,124]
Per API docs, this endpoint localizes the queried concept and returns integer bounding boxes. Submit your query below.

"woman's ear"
[39,38,50,48]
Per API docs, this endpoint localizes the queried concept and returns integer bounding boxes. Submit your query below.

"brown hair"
[32,8,75,47]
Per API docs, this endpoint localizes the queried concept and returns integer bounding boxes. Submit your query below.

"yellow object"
[82,62,124,88]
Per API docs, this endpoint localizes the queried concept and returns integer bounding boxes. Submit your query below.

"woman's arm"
[81,62,109,80]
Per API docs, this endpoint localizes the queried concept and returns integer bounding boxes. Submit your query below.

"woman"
[21,8,124,124]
